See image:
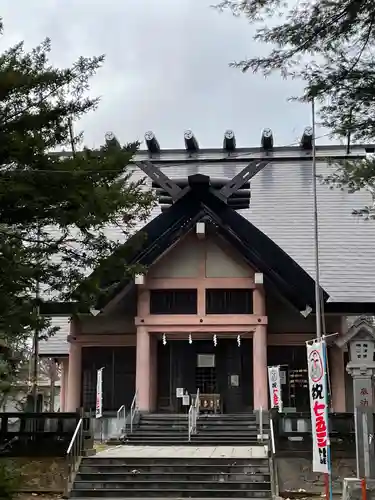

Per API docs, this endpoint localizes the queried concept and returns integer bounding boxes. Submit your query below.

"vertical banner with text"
[96,367,104,419]
[306,339,330,473]
[268,365,283,412]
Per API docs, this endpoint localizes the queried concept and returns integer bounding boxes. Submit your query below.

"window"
[196,354,217,394]
[206,289,253,314]
[150,289,197,314]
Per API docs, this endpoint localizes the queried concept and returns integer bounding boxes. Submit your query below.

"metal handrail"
[117,404,126,436]
[188,405,194,441]
[270,416,276,455]
[269,415,279,499]
[188,389,200,441]
[64,418,84,497]
[195,388,200,418]
[130,390,139,433]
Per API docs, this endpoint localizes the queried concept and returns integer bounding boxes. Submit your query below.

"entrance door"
[156,338,253,413]
[216,339,253,413]
[219,340,242,413]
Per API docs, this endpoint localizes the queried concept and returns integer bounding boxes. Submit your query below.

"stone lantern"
[336,316,375,408]
[336,316,375,478]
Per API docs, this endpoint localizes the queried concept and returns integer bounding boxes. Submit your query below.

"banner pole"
[311,98,332,500]
[311,97,322,341]
[322,338,333,500]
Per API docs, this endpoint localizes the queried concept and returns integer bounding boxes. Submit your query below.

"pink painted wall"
[136,232,269,410]
[64,231,347,413]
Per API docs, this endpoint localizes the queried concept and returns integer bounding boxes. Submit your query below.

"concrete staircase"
[70,456,272,498]
[123,413,188,446]
[121,413,266,446]
[193,413,265,445]
[70,413,272,499]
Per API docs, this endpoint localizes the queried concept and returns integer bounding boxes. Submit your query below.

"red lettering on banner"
[272,388,279,406]
[313,400,327,448]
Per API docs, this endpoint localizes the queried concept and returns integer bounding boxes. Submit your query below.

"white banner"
[307,340,330,473]
[95,367,104,419]
[268,365,283,411]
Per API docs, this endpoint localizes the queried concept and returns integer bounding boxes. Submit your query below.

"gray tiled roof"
[39,316,70,357]
[40,144,375,356]
[133,149,375,302]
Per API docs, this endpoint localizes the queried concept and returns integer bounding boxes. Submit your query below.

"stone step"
[139,415,258,423]
[191,441,262,446]
[74,480,271,490]
[126,431,259,438]
[124,436,189,442]
[139,416,189,422]
[125,434,260,440]
[83,458,269,467]
[71,454,271,499]
[77,472,270,482]
[122,440,262,446]
[196,430,260,435]
[129,430,263,438]
[197,424,260,428]
[191,437,260,443]
[134,425,187,430]
[139,417,189,421]
[198,416,259,421]
[70,488,271,498]
[140,413,187,417]
[120,440,189,446]
[133,425,261,432]
[128,429,189,435]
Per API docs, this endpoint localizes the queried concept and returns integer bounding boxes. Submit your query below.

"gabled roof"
[84,173,326,313]
[39,143,375,356]
[131,150,375,303]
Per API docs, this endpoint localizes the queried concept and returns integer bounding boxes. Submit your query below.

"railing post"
[269,413,279,500]
[130,390,139,434]
[116,405,127,437]
[64,416,84,498]
[257,406,268,443]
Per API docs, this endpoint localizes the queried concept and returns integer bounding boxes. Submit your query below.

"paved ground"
[17,496,61,500]
[95,444,268,459]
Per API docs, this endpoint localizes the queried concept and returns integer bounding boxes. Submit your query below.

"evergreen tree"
[216,0,375,199]
[0,23,155,355]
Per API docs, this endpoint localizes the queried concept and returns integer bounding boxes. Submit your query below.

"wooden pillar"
[253,284,268,410]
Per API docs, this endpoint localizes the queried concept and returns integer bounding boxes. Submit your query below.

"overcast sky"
[1,0,331,149]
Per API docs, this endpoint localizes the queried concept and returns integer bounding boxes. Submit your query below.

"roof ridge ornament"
[184,130,199,153]
[261,128,273,151]
[224,130,236,151]
[145,131,161,154]
[135,159,270,210]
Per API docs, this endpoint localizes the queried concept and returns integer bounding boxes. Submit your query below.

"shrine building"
[39,129,375,415]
